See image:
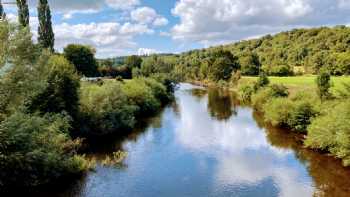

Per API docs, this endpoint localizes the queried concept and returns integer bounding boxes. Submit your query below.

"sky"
[2,0,350,58]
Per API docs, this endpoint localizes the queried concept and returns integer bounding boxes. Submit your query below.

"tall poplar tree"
[38,0,54,52]
[0,0,6,20]
[16,0,29,27]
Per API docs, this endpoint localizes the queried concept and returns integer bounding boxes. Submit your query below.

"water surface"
[43,84,350,197]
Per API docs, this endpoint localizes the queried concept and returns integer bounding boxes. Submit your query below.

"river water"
[41,84,350,197]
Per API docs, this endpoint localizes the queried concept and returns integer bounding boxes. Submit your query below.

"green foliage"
[38,0,54,52]
[16,0,29,27]
[125,55,142,69]
[0,22,89,188]
[268,65,293,76]
[63,44,99,77]
[305,101,350,166]
[175,26,350,78]
[78,78,173,136]
[316,68,332,100]
[208,50,240,82]
[263,98,294,127]
[337,82,350,99]
[252,84,289,110]
[0,112,88,187]
[255,72,270,90]
[122,79,161,116]
[239,52,261,76]
[26,55,80,120]
[264,97,318,132]
[239,84,254,103]
[142,78,171,103]
[79,82,136,136]
[140,55,174,77]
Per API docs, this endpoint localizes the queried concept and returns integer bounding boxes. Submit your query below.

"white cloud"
[153,17,169,26]
[51,22,153,57]
[173,85,314,196]
[131,7,157,24]
[171,0,350,46]
[105,0,140,10]
[131,7,169,27]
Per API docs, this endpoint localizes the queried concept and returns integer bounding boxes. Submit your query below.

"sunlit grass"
[240,76,350,96]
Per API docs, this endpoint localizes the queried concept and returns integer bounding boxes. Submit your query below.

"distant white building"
[137,48,159,56]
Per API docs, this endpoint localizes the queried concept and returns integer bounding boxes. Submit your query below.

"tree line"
[174,26,350,83]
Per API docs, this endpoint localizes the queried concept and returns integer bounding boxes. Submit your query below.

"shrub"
[0,113,88,187]
[305,101,350,166]
[263,98,294,127]
[316,68,332,100]
[254,72,269,91]
[263,91,317,132]
[122,79,161,116]
[239,84,254,103]
[79,82,136,136]
[252,84,289,110]
[269,65,293,76]
[142,78,171,103]
[150,73,178,94]
[26,55,80,120]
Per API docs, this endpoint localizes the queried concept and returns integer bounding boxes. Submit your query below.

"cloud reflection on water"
[175,85,313,197]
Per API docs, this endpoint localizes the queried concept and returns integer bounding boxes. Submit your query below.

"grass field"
[240,76,350,96]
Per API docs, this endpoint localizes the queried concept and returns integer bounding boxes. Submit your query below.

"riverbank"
[18,83,350,197]
[190,76,350,167]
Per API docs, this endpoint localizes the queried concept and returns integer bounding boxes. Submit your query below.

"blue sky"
[2,0,350,58]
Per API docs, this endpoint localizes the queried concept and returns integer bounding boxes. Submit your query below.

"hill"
[176,25,350,78]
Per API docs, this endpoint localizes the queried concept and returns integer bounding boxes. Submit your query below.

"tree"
[239,52,261,76]
[316,68,331,101]
[0,0,6,20]
[208,50,240,81]
[125,55,142,69]
[16,0,29,27]
[26,55,80,121]
[63,44,99,77]
[38,0,54,52]
[256,72,270,89]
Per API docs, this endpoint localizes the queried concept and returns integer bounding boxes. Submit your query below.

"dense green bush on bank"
[0,113,87,187]
[79,78,173,136]
[305,101,350,166]
[251,84,289,110]
[263,96,319,132]
[79,82,136,136]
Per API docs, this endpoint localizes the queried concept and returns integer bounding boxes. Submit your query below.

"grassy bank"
[239,76,350,95]
[234,75,350,166]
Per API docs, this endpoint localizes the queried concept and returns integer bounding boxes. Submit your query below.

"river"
[36,83,350,197]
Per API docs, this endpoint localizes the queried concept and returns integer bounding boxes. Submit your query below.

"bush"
[305,101,350,166]
[263,98,294,127]
[26,55,80,120]
[239,84,254,103]
[269,65,293,76]
[79,82,136,136]
[0,113,88,187]
[254,72,270,90]
[150,73,178,94]
[316,68,332,100]
[264,92,318,132]
[122,79,161,116]
[142,78,171,103]
[252,84,289,110]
